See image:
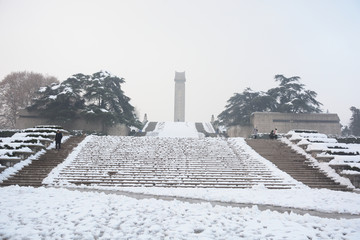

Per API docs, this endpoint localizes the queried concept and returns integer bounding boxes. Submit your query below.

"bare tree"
[0,71,59,128]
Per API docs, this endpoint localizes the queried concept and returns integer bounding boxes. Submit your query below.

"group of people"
[269,128,278,139]
[252,127,278,139]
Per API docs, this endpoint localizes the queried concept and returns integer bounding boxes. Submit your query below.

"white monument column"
[174,71,186,122]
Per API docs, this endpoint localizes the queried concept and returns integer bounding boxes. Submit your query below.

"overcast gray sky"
[1,0,359,125]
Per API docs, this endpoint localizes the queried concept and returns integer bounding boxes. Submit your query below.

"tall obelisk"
[174,71,186,122]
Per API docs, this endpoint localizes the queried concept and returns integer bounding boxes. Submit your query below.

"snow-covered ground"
[1,124,360,239]
[1,186,360,240]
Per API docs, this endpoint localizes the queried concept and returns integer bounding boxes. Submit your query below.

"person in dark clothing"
[269,129,278,139]
[269,130,275,139]
[252,127,258,139]
[55,130,63,150]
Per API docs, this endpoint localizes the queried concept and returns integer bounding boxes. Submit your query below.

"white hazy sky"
[0,0,359,125]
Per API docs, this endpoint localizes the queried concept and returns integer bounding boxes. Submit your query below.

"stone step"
[8,174,49,178]
[20,164,63,168]
[62,180,294,188]
[3,178,45,182]
[18,169,61,173]
[0,135,85,187]
[1,178,43,183]
[60,168,273,173]
[267,165,320,168]
[246,139,351,192]
[296,180,341,185]
[283,170,326,174]
[58,174,280,180]
[286,176,332,181]
[285,173,326,177]
[65,182,292,189]
[30,159,65,162]
[0,182,43,187]
[308,185,352,190]
[56,175,284,180]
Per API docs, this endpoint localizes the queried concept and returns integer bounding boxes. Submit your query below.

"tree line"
[0,71,359,136]
[216,75,360,136]
[0,71,59,128]
[0,71,141,130]
[217,75,322,126]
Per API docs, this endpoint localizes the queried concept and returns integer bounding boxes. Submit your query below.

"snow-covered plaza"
[1,186,360,239]
[1,122,360,239]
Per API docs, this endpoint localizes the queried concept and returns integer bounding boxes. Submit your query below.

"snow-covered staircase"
[49,136,298,189]
[0,136,85,187]
[246,139,352,191]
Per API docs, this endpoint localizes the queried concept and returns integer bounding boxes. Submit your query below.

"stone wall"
[107,124,130,136]
[250,112,341,135]
[226,112,342,138]
[227,125,253,138]
[15,109,129,136]
[15,110,49,129]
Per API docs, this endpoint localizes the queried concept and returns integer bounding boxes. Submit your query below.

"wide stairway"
[0,136,85,187]
[50,136,298,189]
[246,139,351,191]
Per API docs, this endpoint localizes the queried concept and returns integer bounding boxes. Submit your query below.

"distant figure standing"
[252,127,258,139]
[55,130,63,150]
[269,130,274,139]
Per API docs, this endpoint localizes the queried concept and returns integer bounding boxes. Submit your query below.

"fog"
[0,0,359,125]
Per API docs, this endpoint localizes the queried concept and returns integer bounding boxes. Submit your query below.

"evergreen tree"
[267,75,322,113]
[28,80,85,124]
[81,71,140,127]
[217,75,322,127]
[217,88,275,126]
[341,126,351,136]
[28,71,141,128]
[349,106,360,136]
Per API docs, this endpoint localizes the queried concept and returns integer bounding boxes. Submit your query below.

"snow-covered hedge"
[0,129,18,138]
[0,125,67,167]
[337,137,360,144]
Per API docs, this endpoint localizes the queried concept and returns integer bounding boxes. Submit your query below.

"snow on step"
[145,122,201,138]
[45,136,303,189]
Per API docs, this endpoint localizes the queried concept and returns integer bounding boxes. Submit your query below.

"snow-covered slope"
[145,122,201,138]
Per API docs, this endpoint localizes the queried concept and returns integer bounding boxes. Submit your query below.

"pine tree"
[81,71,140,128]
[28,80,85,124]
[217,75,322,127]
[217,88,275,126]
[341,126,351,136]
[267,75,322,113]
[28,71,141,129]
[349,106,360,136]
